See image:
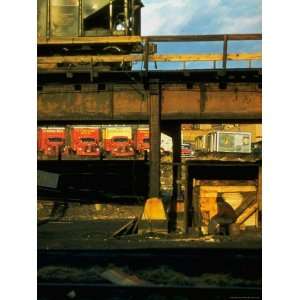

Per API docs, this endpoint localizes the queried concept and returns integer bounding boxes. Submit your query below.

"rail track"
[38,247,261,299]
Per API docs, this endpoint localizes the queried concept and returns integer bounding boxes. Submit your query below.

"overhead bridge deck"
[38,69,261,123]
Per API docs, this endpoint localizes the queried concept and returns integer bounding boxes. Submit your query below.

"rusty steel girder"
[37,82,261,122]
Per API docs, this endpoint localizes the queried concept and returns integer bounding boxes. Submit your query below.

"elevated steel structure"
[37,33,262,230]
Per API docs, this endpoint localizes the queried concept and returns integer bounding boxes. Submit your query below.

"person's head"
[216,193,224,204]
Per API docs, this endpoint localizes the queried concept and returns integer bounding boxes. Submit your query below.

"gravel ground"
[38,220,261,250]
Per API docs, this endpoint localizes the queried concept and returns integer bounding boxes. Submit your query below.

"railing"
[38,33,262,71]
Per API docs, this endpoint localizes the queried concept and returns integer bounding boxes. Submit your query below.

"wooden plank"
[152,53,262,62]
[237,202,258,225]
[200,186,257,193]
[38,52,261,65]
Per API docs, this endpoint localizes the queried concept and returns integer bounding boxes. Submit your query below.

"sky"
[135,0,262,70]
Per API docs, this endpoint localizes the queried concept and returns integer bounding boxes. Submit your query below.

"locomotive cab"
[38,0,143,39]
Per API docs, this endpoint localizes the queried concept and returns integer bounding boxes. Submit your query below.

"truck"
[181,143,195,157]
[133,127,150,155]
[161,133,172,155]
[133,128,174,157]
[66,126,101,157]
[102,126,135,158]
[37,127,66,157]
[205,131,252,153]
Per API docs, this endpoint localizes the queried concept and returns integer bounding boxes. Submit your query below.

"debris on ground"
[101,267,151,286]
[193,273,261,287]
[137,266,193,286]
[38,266,104,282]
[38,265,260,287]
[111,217,139,238]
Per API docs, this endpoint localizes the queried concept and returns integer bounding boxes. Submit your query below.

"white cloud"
[141,0,261,35]
[217,15,262,34]
[141,0,195,35]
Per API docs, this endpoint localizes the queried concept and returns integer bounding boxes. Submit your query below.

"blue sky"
[134,0,261,70]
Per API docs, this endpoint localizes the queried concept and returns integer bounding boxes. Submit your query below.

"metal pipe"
[78,0,83,36]
[222,34,228,69]
[124,0,129,35]
[47,0,51,38]
[109,0,113,34]
[131,0,135,35]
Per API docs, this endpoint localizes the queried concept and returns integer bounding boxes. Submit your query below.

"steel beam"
[37,83,261,122]
[37,33,261,46]
[149,81,161,197]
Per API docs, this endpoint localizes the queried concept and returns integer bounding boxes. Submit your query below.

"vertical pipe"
[171,123,181,232]
[78,0,83,36]
[183,163,189,234]
[149,81,161,198]
[144,38,149,73]
[222,34,228,69]
[131,0,135,35]
[256,165,262,229]
[192,182,201,235]
[109,0,113,34]
[124,0,129,35]
[47,0,51,38]
[184,163,194,234]
[162,122,181,232]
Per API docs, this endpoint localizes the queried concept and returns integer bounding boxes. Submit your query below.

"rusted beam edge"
[161,113,262,121]
[37,115,262,123]
[145,33,262,42]
[38,52,262,66]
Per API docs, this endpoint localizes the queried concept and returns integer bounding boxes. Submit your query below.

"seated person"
[208,194,237,235]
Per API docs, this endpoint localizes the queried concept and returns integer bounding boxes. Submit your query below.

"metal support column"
[184,164,193,234]
[149,81,161,197]
[222,34,228,69]
[162,122,181,232]
[257,165,262,228]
